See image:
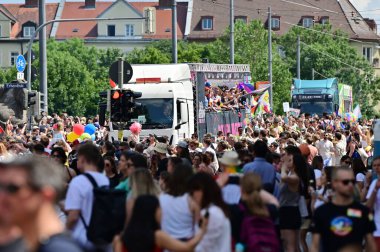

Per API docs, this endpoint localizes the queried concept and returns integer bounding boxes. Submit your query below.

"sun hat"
[218,151,241,167]
[154,142,168,154]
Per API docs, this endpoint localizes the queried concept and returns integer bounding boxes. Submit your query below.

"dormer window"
[201,16,213,30]
[271,17,280,30]
[320,16,329,25]
[302,17,313,28]
[23,21,36,37]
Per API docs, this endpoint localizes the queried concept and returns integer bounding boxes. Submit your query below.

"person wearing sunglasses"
[310,166,377,252]
[0,155,83,252]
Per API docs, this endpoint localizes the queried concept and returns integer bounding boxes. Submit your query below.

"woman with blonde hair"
[126,168,160,224]
[229,173,280,251]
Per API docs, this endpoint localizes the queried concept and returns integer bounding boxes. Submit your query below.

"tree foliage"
[31,38,124,116]
[279,25,379,117]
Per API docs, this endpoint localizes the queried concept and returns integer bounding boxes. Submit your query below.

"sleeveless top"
[159,193,194,239]
[279,182,300,207]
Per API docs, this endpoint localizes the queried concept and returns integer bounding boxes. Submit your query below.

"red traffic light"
[112,90,120,99]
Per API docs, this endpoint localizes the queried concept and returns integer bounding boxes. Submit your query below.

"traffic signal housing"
[110,89,122,122]
[108,89,142,123]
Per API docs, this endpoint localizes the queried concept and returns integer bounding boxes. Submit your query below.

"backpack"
[239,204,280,252]
[80,173,126,246]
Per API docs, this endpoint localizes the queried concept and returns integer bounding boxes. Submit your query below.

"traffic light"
[98,90,110,126]
[27,91,37,108]
[39,92,45,114]
[121,89,142,121]
[110,89,122,122]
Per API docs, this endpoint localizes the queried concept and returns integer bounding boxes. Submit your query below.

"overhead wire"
[199,0,371,43]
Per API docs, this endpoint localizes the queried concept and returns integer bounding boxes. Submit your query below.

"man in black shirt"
[311,166,377,252]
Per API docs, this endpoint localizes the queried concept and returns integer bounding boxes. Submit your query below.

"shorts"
[279,206,301,230]
[300,218,311,230]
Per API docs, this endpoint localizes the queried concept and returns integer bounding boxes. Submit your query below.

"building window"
[201,17,213,30]
[23,26,35,37]
[10,52,18,66]
[363,47,372,62]
[235,16,247,24]
[271,17,280,30]
[320,17,329,25]
[126,24,134,37]
[107,25,115,37]
[302,17,313,28]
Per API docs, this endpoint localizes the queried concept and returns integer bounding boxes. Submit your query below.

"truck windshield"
[129,98,174,129]
[299,102,333,115]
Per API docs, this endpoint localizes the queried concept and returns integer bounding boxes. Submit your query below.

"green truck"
[291,78,352,116]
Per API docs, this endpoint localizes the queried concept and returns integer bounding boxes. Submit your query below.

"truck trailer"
[103,63,252,143]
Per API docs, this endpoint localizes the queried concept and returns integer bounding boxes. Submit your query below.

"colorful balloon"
[84,124,96,135]
[73,124,85,136]
[79,133,91,141]
[67,132,80,143]
[91,134,96,141]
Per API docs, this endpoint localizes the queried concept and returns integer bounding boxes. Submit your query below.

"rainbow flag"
[238,83,255,93]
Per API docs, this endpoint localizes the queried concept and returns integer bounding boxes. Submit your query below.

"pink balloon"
[73,124,84,136]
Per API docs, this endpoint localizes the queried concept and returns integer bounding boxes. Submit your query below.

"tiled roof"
[55,1,187,40]
[2,3,59,39]
[55,2,111,39]
[187,0,379,41]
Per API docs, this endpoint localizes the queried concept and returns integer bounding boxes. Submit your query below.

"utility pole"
[172,0,178,63]
[230,0,234,64]
[312,68,315,80]
[118,57,124,89]
[297,35,300,79]
[268,7,273,110]
[39,0,48,113]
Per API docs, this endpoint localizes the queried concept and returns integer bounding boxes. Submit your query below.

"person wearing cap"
[176,141,192,164]
[154,142,169,178]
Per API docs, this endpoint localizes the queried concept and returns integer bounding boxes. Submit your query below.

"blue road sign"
[16,55,26,72]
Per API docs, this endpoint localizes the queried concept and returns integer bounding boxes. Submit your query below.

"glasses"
[0,183,26,194]
[339,179,356,186]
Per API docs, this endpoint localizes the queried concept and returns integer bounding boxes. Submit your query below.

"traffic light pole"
[26,16,146,112]
[118,57,124,89]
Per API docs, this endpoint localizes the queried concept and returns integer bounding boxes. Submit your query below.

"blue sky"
[1,0,379,26]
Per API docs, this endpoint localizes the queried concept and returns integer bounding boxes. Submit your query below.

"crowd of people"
[0,112,379,252]
[204,84,248,111]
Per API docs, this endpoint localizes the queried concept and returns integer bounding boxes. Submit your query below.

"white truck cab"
[109,64,194,144]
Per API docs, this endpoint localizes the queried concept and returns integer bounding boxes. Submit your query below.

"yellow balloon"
[67,132,80,143]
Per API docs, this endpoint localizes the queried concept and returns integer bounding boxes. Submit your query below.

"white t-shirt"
[317,140,334,164]
[159,193,194,239]
[366,179,380,237]
[195,205,231,252]
[65,171,110,250]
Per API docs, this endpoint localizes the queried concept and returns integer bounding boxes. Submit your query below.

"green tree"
[31,38,124,116]
[279,25,379,117]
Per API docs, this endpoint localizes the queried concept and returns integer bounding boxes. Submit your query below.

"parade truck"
[291,78,353,116]
[101,63,252,144]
